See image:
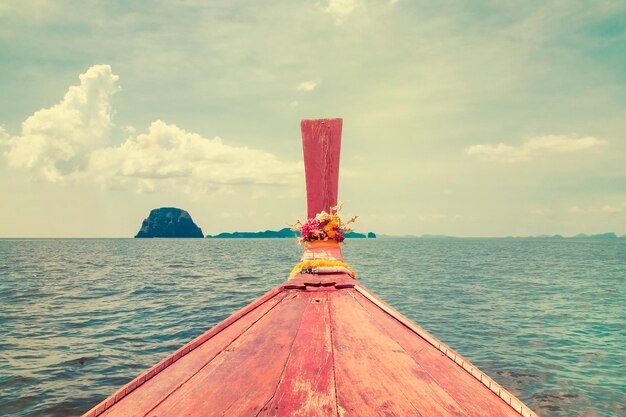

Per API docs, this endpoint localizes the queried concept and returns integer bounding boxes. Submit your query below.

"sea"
[0,238,624,417]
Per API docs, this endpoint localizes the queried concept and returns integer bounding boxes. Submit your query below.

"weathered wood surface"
[86,284,535,417]
[99,290,288,417]
[351,288,524,417]
[331,289,467,417]
[258,292,336,417]
[353,285,537,417]
[85,286,286,417]
[301,118,342,218]
[286,273,355,290]
[146,292,307,416]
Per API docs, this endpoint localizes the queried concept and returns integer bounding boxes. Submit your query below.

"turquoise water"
[0,238,624,416]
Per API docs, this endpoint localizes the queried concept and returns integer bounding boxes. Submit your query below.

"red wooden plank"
[331,274,356,288]
[258,292,337,417]
[147,291,309,417]
[301,119,342,218]
[283,273,355,290]
[98,290,289,417]
[317,274,341,286]
[303,278,323,287]
[286,274,311,287]
[283,282,307,290]
[87,286,286,417]
[330,289,467,417]
[351,288,524,417]
[354,285,536,417]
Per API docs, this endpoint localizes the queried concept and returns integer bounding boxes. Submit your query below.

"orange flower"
[326,220,339,230]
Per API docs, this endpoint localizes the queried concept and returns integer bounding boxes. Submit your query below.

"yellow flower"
[289,260,356,278]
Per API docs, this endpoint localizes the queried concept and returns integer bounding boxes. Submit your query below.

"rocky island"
[135,207,204,238]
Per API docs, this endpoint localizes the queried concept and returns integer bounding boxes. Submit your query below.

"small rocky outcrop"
[135,208,204,238]
[344,231,366,238]
[206,228,298,238]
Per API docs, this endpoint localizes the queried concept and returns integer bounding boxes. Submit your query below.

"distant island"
[572,232,618,239]
[135,207,204,238]
[206,228,297,239]
[506,232,620,239]
[375,232,624,239]
[206,228,377,239]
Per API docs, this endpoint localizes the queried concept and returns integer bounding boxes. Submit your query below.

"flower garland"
[289,260,357,278]
[289,205,358,279]
[291,204,357,244]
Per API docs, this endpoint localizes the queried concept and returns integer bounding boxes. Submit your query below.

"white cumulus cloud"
[1,65,302,192]
[0,126,8,142]
[297,80,319,92]
[466,134,607,163]
[3,65,119,181]
[89,120,302,192]
[320,0,357,23]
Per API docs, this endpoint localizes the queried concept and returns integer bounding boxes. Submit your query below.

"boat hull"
[83,275,536,417]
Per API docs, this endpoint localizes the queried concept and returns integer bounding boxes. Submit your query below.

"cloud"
[89,120,302,192]
[319,0,357,23]
[569,204,623,214]
[3,65,119,181]
[601,205,623,213]
[0,0,60,21]
[1,65,302,192]
[297,80,319,92]
[466,135,607,163]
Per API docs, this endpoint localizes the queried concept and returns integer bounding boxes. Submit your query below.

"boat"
[83,118,538,417]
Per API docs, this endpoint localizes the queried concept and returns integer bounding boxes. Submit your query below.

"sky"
[1,0,625,237]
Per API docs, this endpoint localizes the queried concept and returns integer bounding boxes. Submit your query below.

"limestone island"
[206,228,376,239]
[135,207,204,238]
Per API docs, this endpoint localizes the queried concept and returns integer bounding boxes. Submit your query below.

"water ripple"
[0,238,624,416]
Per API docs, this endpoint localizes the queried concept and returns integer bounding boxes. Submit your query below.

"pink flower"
[301,218,322,240]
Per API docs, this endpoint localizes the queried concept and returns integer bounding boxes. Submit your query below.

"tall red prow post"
[300,118,345,262]
[301,118,343,218]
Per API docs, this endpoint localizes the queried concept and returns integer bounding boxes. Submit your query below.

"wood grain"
[331,289,467,417]
[97,291,289,417]
[86,286,286,417]
[301,119,342,218]
[146,292,308,417]
[351,289,523,417]
[259,292,337,417]
[354,285,534,417]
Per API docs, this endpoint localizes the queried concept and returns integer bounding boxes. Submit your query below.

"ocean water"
[0,238,624,417]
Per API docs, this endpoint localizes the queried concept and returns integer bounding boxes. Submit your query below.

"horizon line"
[1,234,624,240]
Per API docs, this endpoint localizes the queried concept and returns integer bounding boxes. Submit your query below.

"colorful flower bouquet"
[291,204,357,244]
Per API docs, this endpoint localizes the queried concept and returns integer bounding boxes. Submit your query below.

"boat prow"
[83,118,537,417]
[84,275,536,417]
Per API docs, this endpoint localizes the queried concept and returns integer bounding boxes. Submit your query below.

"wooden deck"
[84,274,537,417]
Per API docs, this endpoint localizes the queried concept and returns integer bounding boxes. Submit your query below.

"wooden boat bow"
[83,119,538,417]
